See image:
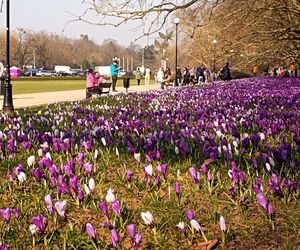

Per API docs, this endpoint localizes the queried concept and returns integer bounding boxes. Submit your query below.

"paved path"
[0,84,162,109]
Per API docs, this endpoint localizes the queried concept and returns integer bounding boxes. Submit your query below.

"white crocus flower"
[101,137,107,146]
[134,153,141,163]
[84,184,91,195]
[29,224,39,235]
[27,155,36,167]
[177,222,185,230]
[268,157,275,167]
[190,219,201,232]
[105,188,116,203]
[37,149,43,157]
[266,163,271,172]
[144,165,153,176]
[45,152,52,160]
[260,133,265,140]
[141,211,154,226]
[93,149,98,159]
[18,172,27,183]
[216,130,222,138]
[88,178,95,191]
[220,216,226,232]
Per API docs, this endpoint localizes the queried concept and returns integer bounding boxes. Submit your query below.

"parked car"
[36,70,56,77]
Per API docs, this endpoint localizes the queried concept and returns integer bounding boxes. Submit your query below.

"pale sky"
[0,0,150,47]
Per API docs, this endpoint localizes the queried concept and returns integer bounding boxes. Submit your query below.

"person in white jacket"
[144,67,151,85]
[157,68,164,87]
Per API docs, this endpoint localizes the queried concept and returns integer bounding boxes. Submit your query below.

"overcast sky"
[0,0,149,47]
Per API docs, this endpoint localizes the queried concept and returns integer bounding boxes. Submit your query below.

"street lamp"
[174,17,180,86]
[213,39,217,80]
[3,0,14,113]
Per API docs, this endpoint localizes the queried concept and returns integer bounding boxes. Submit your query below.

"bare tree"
[65,0,223,43]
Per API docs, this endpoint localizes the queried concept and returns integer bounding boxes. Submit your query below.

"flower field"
[0,77,299,249]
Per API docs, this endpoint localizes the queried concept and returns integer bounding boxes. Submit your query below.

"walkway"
[0,84,162,109]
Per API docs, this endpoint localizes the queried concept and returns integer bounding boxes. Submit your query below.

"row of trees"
[0,30,157,71]
[0,0,299,74]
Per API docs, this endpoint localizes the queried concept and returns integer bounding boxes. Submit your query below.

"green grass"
[10,78,155,94]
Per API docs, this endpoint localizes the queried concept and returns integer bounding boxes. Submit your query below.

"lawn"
[10,78,153,94]
[0,77,299,249]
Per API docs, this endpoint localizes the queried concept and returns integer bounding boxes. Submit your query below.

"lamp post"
[174,17,180,86]
[3,0,14,113]
[213,39,217,80]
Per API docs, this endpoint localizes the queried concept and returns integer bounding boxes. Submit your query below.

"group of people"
[149,62,232,89]
[86,60,232,99]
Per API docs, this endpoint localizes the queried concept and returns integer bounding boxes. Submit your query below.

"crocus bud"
[86,223,96,242]
[220,216,226,232]
[127,224,136,241]
[185,210,195,220]
[55,200,67,217]
[190,219,201,232]
[175,182,181,197]
[98,201,110,219]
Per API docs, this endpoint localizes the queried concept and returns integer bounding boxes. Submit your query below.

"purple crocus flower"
[175,182,181,197]
[69,176,79,193]
[14,163,25,176]
[126,169,134,182]
[32,168,42,182]
[77,152,85,166]
[44,194,54,215]
[127,224,136,241]
[98,201,110,219]
[103,222,114,230]
[257,193,273,216]
[0,208,11,223]
[84,163,93,175]
[134,233,142,249]
[64,160,75,176]
[110,229,120,248]
[185,210,195,220]
[13,208,21,219]
[82,140,93,151]
[188,167,200,185]
[32,215,46,234]
[0,244,10,250]
[157,164,168,179]
[111,201,121,217]
[200,164,208,174]
[77,188,85,201]
[155,175,161,187]
[86,223,96,242]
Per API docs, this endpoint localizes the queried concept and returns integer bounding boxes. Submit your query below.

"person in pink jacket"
[86,69,96,99]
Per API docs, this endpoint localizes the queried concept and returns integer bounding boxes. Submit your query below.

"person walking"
[156,67,164,87]
[182,67,190,86]
[144,67,151,86]
[110,59,120,91]
[135,68,142,85]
